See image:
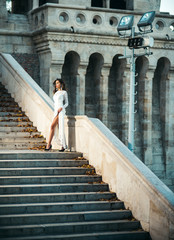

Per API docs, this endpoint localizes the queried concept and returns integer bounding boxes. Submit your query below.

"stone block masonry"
[12,53,40,86]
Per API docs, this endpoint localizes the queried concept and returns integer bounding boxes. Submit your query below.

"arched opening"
[6,0,12,13]
[85,53,104,119]
[91,0,103,7]
[152,57,171,177]
[134,56,149,161]
[11,0,30,14]
[110,0,126,9]
[109,0,133,10]
[62,51,80,115]
[108,55,127,140]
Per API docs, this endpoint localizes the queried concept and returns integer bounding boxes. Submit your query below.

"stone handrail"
[0,53,174,240]
[65,116,174,240]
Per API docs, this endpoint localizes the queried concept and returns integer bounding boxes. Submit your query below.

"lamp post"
[117,11,155,152]
[128,26,136,152]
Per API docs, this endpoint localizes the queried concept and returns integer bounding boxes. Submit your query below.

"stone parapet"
[29,4,174,41]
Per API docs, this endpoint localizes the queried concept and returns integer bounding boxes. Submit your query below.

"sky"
[160,0,174,15]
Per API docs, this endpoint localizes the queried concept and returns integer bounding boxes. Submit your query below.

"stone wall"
[0,13,34,54]
[12,53,40,85]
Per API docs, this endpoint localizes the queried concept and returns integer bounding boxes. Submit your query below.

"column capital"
[101,65,111,77]
[78,64,88,75]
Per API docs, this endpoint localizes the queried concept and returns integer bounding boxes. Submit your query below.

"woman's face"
[56,80,61,90]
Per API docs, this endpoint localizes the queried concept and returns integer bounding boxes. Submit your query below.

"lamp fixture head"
[137,11,155,32]
[117,15,134,36]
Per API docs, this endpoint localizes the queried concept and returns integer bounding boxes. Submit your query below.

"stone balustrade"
[65,115,174,240]
[30,4,174,40]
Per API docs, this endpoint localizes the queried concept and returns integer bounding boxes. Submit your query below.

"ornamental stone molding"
[33,31,174,50]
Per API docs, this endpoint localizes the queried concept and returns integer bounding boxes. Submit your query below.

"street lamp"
[137,11,156,32]
[117,11,155,152]
[117,15,134,35]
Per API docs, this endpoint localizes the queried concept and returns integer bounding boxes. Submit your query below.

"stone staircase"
[0,81,150,239]
[0,152,150,240]
[0,82,46,150]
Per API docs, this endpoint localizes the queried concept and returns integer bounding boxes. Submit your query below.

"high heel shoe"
[45,144,52,151]
[59,147,65,152]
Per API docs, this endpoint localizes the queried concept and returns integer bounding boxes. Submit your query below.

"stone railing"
[65,115,174,240]
[0,53,174,240]
[29,4,174,40]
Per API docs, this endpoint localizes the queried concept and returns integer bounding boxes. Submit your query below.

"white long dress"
[53,90,68,149]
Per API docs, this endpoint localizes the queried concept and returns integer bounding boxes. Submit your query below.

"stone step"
[0,116,29,121]
[0,231,150,240]
[0,142,46,150]
[0,137,45,143]
[0,88,8,93]
[0,183,109,194]
[0,112,25,117]
[0,167,95,176]
[0,122,33,127]
[0,175,102,185]
[0,201,123,215]
[0,220,141,237]
[0,98,15,103]
[0,132,42,137]
[0,152,82,160]
[0,102,19,107]
[9,13,29,22]
[0,106,21,111]
[0,93,11,97]
[0,192,116,204]
[0,209,132,226]
[0,159,89,168]
[0,97,14,102]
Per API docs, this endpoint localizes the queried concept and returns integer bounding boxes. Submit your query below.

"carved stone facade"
[0,0,174,191]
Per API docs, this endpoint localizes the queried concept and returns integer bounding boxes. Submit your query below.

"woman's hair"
[53,78,66,94]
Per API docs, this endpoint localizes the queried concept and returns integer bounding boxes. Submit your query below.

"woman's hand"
[57,107,63,114]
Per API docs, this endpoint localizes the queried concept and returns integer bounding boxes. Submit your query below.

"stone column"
[166,70,174,181]
[101,66,110,126]
[0,0,7,20]
[32,0,39,10]
[103,0,110,8]
[143,69,154,167]
[49,61,64,96]
[76,65,87,115]
[38,50,52,96]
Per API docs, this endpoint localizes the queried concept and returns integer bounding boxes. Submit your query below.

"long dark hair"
[53,78,66,94]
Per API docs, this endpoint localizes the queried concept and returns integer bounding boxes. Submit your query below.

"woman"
[45,78,68,152]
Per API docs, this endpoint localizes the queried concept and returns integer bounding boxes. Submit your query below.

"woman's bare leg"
[46,116,58,148]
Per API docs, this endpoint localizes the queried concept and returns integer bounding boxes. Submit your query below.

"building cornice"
[32,30,174,50]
